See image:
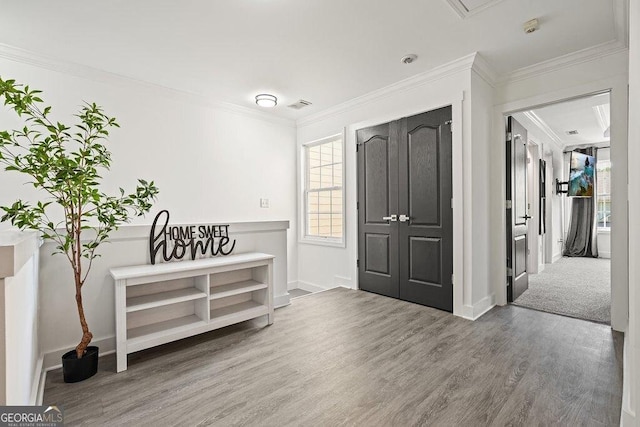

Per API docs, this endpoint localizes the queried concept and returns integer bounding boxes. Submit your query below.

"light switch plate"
[260,198,270,208]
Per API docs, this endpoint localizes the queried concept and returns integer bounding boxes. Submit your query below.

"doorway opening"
[506,92,612,324]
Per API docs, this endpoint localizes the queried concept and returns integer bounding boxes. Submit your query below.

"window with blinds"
[597,159,611,229]
[304,137,343,242]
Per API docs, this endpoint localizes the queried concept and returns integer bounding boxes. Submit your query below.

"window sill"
[597,228,611,234]
[299,236,346,248]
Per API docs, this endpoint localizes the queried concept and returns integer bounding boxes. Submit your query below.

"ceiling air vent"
[287,99,313,110]
[566,130,579,135]
[445,0,506,18]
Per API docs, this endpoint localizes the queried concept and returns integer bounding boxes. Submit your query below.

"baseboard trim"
[333,275,353,289]
[552,253,562,263]
[30,354,44,405]
[35,367,45,405]
[43,336,116,371]
[274,293,291,308]
[621,408,636,426]
[598,251,611,259]
[462,294,496,321]
[621,331,635,426]
[297,281,329,293]
[287,280,299,291]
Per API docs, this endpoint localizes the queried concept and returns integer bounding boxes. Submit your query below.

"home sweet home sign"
[149,210,236,265]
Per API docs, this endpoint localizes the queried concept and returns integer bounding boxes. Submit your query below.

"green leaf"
[0,76,159,299]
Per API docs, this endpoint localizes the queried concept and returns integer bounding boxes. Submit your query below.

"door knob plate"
[383,214,398,222]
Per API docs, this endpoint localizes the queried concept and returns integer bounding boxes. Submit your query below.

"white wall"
[491,48,629,331]
[622,0,639,423]
[0,56,297,366]
[296,54,497,319]
[4,256,39,404]
[38,222,289,370]
[0,58,298,273]
[0,231,41,405]
[296,72,465,293]
[469,70,495,309]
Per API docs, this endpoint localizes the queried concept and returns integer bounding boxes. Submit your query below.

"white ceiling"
[515,93,611,149]
[0,0,622,119]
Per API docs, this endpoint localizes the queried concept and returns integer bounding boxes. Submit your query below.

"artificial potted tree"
[0,77,158,382]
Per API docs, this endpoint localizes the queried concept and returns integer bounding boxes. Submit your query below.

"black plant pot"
[62,346,99,383]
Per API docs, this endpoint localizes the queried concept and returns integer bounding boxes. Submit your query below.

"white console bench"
[111,252,274,372]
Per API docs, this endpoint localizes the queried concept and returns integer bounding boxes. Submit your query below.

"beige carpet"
[513,257,611,324]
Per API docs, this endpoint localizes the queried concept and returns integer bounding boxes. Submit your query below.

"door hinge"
[506,200,512,209]
[507,267,513,277]
[451,274,454,284]
[445,119,453,133]
[357,201,360,210]
[357,259,360,268]
[451,198,454,210]
[507,132,512,142]
[356,143,360,152]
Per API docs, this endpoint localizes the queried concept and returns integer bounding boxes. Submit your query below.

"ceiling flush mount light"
[255,94,277,108]
[401,54,418,65]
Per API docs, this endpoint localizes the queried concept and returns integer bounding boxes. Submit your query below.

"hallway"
[514,257,610,324]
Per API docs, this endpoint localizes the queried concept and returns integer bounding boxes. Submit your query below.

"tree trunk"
[75,281,93,359]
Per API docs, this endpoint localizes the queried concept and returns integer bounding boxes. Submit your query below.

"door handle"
[399,214,411,222]
[383,214,397,222]
[520,215,532,220]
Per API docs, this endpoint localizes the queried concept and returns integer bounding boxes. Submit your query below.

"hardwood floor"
[288,288,312,298]
[44,288,623,426]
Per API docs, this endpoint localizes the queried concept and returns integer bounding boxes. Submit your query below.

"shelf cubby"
[111,252,274,372]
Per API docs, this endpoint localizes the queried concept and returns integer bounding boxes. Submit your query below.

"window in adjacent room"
[303,135,344,245]
[596,157,611,230]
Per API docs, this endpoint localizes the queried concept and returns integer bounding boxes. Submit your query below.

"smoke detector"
[566,130,579,135]
[401,54,418,64]
[524,18,539,34]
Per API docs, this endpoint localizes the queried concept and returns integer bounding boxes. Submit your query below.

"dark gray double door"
[357,106,453,312]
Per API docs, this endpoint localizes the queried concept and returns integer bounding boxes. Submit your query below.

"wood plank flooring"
[44,288,623,426]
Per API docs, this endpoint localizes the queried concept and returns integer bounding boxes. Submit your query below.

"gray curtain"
[564,147,598,258]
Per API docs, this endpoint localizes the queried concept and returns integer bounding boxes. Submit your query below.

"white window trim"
[299,132,346,248]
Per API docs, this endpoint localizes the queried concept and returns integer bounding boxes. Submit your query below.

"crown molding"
[297,52,477,127]
[522,111,565,151]
[470,52,498,87]
[0,43,296,129]
[500,40,628,85]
